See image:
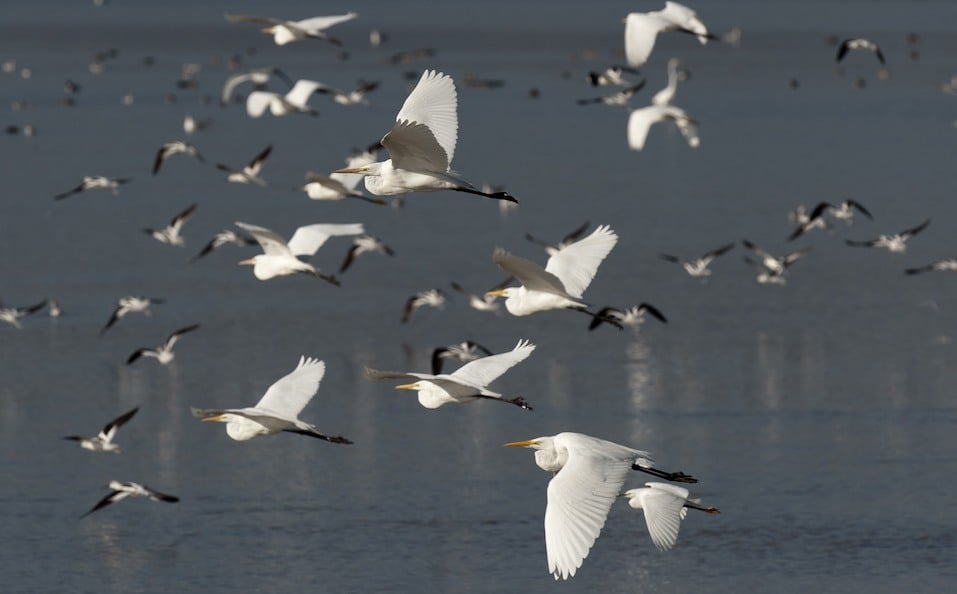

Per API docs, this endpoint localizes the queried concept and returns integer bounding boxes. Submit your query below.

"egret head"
[484,287,515,301]
[334,162,383,177]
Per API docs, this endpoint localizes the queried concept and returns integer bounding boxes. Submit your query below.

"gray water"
[2,1,957,592]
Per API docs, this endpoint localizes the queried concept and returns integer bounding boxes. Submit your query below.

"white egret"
[525,221,591,256]
[365,339,535,409]
[487,225,619,324]
[216,145,272,186]
[143,203,197,247]
[334,70,518,203]
[191,230,257,262]
[906,259,957,275]
[659,243,735,277]
[430,340,493,374]
[82,481,178,517]
[101,296,163,334]
[837,38,885,66]
[625,2,713,68]
[53,176,130,200]
[192,356,352,444]
[627,104,699,151]
[152,140,204,175]
[338,235,394,273]
[64,407,138,453]
[401,288,446,323]
[246,79,323,117]
[236,221,364,284]
[220,66,293,106]
[127,324,199,365]
[589,303,667,331]
[623,482,719,551]
[225,12,358,46]
[0,299,47,329]
[845,219,930,253]
[651,58,683,106]
[505,432,697,580]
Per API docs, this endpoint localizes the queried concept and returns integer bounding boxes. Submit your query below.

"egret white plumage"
[449,278,511,313]
[236,221,363,283]
[659,243,734,277]
[505,432,697,580]
[487,225,618,324]
[525,221,591,256]
[651,58,683,106]
[300,143,385,204]
[216,145,272,186]
[334,70,518,203]
[126,324,199,365]
[220,66,293,106]
[192,356,352,443]
[623,482,719,551]
[627,104,699,150]
[586,65,640,87]
[365,339,535,409]
[143,203,197,247]
[225,12,358,46]
[53,176,130,200]
[101,296,163,334]
[845,219,929,253]
[152,141,204,175]
[245,79,323,117]
[82,481,179,517]
[624,2,713,68]
[64,407,138,453]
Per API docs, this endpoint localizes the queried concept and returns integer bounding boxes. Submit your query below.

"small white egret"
[401,288,446,323]
[365,339,535,409]
[624,2,713,68]
[845,219,929,253]
[246,79,323,117]
[338,235,394,273]
[143,203,197,247]
[126,324,199,365]
[216,145,272,186]
[487,225,619,325]
[300,143,385,204]
[236,221,364,284]
[152,141,204,175]
[225,12,358,46]
[659,243,735,277]
[220,66,293,106]
[627,104,699,150]
[334,70,518,203]
[53,176,130,200]
[837,38,885,66]
[505,432,697,580]
[101,296,163,334]
[82,481,178,517]
[430,340,493,374]
[192,356,352,444]
[651,58,683,106]
[623,482,719,551]
[64,407,138,453]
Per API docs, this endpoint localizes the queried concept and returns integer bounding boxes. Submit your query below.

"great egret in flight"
[651,58,683,106]
[192,356,352,443]
[365,339,535,409]
[246,79,324,117]
[487,225,619,324]
[334,70,517,203]
[225,12,358,46]
[301,143,386,204]
[505,432,697,580]
[625,2,713,68]
[235,221,364,283]
[627,104,700,151]
[64,407,138,453]
[220,66,293,106]
[623,482,719,551]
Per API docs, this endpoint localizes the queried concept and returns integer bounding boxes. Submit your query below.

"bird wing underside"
[383,120,450,173]
[492,249,570,297]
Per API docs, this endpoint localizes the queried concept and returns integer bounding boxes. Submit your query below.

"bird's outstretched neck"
[632,464,698,483]
[453,186,519,203]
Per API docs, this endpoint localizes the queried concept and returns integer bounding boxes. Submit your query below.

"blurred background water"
[2,1,956,592]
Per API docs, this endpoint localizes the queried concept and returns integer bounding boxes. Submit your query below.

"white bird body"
[217,145,272,186]
[101,296,162,334]
[624,482,719,551]
[152,141,204,175]
[505,433,661,580]
[0,299,47,329]
[335,70,516,203]
[83,481,179,516]
[401,288,446,323]
[339,235,394,272]
[366,339,535,409]
[246,79,323,117]
[220,67,292,106]
[64,407,138,453]
[659,243,734,278]
[236,221,363,282]
[225,13,358,46]
[54,176,131,200]
[127,324,199,366]
[192,356,352,443]
[628,104,699,150]
[489,225,618,316]
[303,145,384,203]
[625,2,710,68]
[651,58,682,106]
[144,203,197,247]
[846,219,930,254]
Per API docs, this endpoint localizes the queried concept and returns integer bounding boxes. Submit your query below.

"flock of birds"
[3,1,948,584]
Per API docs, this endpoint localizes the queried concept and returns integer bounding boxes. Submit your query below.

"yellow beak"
[485,289,508,298]
[503,439,539,448]
[334,167,364,174]
[201,415,226,422]
[395,383,419,391]
[238,258,255,266]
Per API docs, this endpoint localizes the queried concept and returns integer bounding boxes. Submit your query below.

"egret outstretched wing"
[235,222,292,256]
[246,91,276,117]
[635,482,689,550]
[287,223,365,256]
[383,70,458,172]
[255,356,325,418]
[285,79,323,106]
[493,248,571,297]
[296,13,358,31]
[544,225,618,298]
[451,339,535,389]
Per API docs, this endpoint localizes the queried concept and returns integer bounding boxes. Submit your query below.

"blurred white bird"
[449,278,512,313]
[906,259,957,275]
[366,339,535,409]
[525,221,591,256]
[126,324,199,365]
[101,296,163,334]
[401,288,446,323]
[623,482,719,551]
[837,38,886,66]
[627,104,699,150]
[430,340,494,374]
[845,219,929,253]
[152,141,204,175]
[192,356,352,443]
[53,176,130,200]
[625,2,713,68]
[651,58,683,106]
[742,240,811,285]
[588,303,667,331]
[236,221,364,283]
[586,65,640,87]
[334,70,517,203]
[659,243,735,277]
[315,80,381,106]
[225,12,358,46]
[216,145,272,186]
[220,66,293,106]
[64,407,138,453]
[505,432,697,580]
[83,481,178,517]
[576,81,646,107]
[300,143,384,204]
[191,230,257,262]
[143,203,197,247]
[0,299,47,329]
[246,79,324,117]
[339,235,394,273]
